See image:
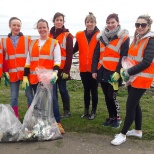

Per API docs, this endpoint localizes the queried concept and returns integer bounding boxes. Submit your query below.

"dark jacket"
[92,30,130,84]
[50,26,73,80]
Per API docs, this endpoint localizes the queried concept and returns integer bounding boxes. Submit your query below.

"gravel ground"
[0,132,154,154]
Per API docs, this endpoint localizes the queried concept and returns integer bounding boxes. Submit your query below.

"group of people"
[0,11,154,146]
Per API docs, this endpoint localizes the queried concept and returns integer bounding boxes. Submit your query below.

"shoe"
[111,133,126,145]
[61,112,71,118]
[88,113,96,120]
[126,129,142,138]
[103,118,114,126]
[57,123,65,134]
[111,118,122,128]
[81,113,89,118]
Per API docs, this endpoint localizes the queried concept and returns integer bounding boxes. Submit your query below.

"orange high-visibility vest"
[76,31,99,72]
[29,38,58,84]
[49,32,74,69]
[2,36,29,82]
[128,37,154,89]
[98,36,128,71]
[0,40,2,77]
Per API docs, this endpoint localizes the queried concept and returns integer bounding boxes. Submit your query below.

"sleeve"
[92,42,100,73]
[2,38,8,73]
[128,38,154,76]
[24,52,30,76]
[73,41,79,54]
[115,37,130,73]
[63,34,73,74]
[53,42,61,71]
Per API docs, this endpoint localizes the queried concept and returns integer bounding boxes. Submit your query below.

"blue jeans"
[57,79,70,111]
[52,83,61,123]
[25,84,34,106]
[10,80,20,107]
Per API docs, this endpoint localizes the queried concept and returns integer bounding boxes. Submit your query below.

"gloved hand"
[61,72,69,79]
[120,68,129,82]
[51,71,58,84]
[108,80,119,90]
[3,72,10,86]
[110,72,120,82]
[22,76,29,90]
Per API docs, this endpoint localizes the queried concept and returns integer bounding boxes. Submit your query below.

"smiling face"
[9,19,21,36]
[85,19,96,33]
[106,18,119,31]
[54,16,64,29]
[135,18,150,37]
[37,21,49,40]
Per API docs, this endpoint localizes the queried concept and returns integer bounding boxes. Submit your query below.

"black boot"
[61,110,71,118]
[81,108,89,118]
[61,97,71,118]
[88,109,96,120]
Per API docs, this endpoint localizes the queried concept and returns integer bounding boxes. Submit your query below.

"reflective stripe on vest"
[60,33,69,62]
[9,67,24,72]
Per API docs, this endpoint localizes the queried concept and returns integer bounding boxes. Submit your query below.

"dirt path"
[0,132,154,154]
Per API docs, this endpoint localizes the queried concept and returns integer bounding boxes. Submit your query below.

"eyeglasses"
[135,23,148,28]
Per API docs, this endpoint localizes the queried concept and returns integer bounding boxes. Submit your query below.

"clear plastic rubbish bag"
[121,56,137,86]
[0,104,22,142]
[20,67,62,141]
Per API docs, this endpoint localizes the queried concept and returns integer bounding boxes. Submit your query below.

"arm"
[53,43,61,71]
[92,42,100,73]
[63,34,73,74]
[24,52,30,76]
[73,41,79,54]
[128,38,154,76]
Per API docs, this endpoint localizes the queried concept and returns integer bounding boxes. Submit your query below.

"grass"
[0,79,154,140]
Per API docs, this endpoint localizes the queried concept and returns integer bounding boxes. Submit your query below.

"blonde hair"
[85,12,96,24]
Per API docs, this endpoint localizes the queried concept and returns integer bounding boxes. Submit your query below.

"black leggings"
[121,85,146,135]
[80,72,98,111]
[100,82,120,118]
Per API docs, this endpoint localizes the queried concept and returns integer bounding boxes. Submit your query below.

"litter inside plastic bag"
[121,56,137,86]
[19,66,62,141]
[0,104,22,142]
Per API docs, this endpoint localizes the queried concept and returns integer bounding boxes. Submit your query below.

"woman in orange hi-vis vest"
[92,13,130,128]
[111,15,154,145]
[49,12,73,118]
[73,12,99,120]
[23,19,65,134]
[2,17,32,118]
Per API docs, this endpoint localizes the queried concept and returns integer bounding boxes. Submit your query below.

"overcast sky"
[0,0,154,36]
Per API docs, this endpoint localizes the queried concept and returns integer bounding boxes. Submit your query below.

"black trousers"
[100,82,120,118]
[121,85,146,135]
[80,72,98,111]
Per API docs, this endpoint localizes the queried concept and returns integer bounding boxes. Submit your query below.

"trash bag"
[20,66,62,141]
[0,104,22,142]
[121,56,137,86]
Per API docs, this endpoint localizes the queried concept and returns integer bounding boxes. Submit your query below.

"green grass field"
[0,79,154,140]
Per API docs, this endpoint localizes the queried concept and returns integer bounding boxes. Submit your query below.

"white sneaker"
[126,129,142,138]
[111,133,126,145]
